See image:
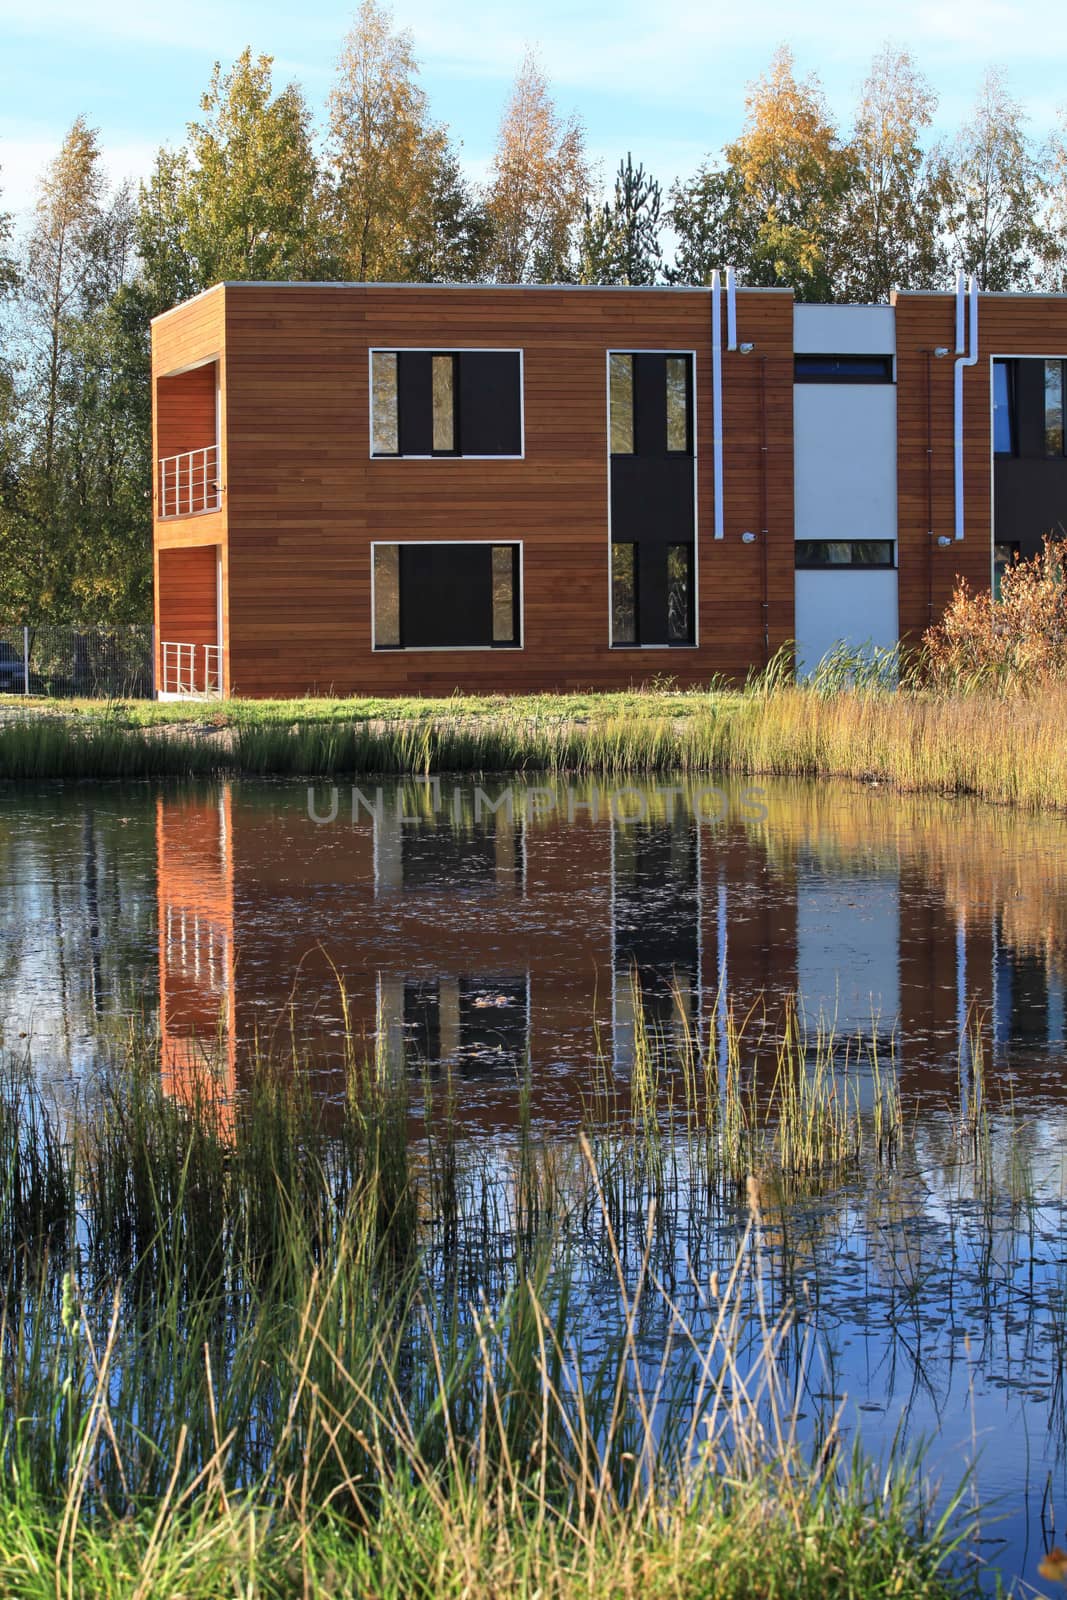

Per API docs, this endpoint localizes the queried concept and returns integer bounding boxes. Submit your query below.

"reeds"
[0,1004,977,1599]
[4,669,1067,812]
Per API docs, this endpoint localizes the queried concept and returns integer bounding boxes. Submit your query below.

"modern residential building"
[151,274,1067,697]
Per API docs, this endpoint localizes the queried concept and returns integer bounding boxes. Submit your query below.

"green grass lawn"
[1,684,736,728]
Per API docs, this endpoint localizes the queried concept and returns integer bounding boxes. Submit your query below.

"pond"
[2,772,1067,1590]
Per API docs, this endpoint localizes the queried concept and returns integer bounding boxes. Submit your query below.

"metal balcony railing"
[161,641,222,698]
[158,446,220,519]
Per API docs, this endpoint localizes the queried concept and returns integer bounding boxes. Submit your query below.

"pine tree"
[579,154,663,285]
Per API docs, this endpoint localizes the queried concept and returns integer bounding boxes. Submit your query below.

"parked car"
[0,642,26,694]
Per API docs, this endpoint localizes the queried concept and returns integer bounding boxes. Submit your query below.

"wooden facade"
[153,283,793,696]
[152,281,1067,697]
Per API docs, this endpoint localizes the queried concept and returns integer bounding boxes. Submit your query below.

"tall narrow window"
[1046,360,1065,457]
[993,360,1014,455]
[432,355,456,453]
[611,543,637,643]
[667,545,692,641]
[665,357,690,453]
[609,354,634,454]
[491,544,517,644]
[373,543,401,647]
[372,351,399,456]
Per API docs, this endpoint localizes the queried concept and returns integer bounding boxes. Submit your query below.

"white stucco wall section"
[792,304,900,673]
[794,387,898,540]
[794,569,899,675]
[793,304,896,355]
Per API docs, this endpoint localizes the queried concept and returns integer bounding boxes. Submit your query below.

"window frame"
[605,348,699,650]
[369,348,525,461]
[793,353,895,385]
[370,539,525,652]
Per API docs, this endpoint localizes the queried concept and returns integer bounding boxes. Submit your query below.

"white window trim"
[370,539,525,652]
[605,349,700,649]
[369,348,526,461]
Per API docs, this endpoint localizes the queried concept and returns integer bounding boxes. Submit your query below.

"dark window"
[609,352,693,457]
[611,543,637,643]
[667,545,692,640]
[401,975,529,1075]
[794,354,894,384]
[612,541,695,646]
[795,540,895,568]
[609,353,634,454]
[993,360,1015,455]
[374,542,521,649]
[609,353,696,647]
[1046,360,1065,457]
[372,351,522,457]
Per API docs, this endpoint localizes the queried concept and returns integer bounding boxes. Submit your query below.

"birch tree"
[485,49,589,282]
[327,0,483,281]
[138,49,325,305]
[944,69,1049,289]
[839,45,949,299]
[670,47,853,298]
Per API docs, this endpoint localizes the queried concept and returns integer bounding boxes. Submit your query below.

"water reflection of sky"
[3,774,1067,1591]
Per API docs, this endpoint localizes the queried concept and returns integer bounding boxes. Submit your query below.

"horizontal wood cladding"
[893,291,1067,644]
[157,544,218,650]
[218,284,794,696]
[156,362,216,462]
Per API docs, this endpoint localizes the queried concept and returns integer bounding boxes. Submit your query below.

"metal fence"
[0,625,155,699]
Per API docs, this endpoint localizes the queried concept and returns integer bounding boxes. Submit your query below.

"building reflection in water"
[155,779,1067,1115]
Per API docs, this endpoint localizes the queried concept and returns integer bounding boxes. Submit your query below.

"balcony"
[160,641,222,699]
[158,446,220,520]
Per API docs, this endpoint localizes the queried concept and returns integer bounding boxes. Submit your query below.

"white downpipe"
[954,274,979,540]
[725,265,738,351]
[712,270,725,539]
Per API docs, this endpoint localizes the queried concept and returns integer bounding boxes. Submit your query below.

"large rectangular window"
[373,542,521,650]
[371,350,522,458]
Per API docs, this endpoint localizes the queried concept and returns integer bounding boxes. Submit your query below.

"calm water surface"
[2,773,1067,1590]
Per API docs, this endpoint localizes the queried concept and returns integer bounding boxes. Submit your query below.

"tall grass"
[0,1002,976,1599]
[4,668,1067,810]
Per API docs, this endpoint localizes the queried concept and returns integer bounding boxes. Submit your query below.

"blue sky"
[2,0,1067,225]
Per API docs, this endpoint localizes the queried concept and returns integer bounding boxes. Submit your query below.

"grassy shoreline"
[0,684,1064,810]
[0,1003,978,1599]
